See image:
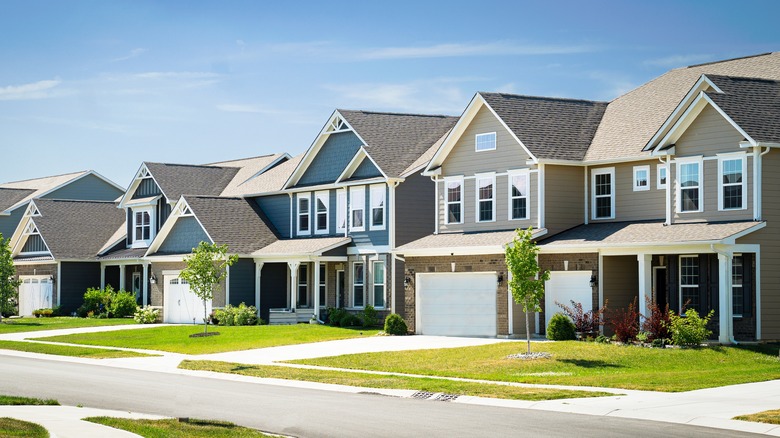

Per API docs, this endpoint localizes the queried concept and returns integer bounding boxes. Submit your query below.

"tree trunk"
[525,310,531,354]
[204,299,208,334]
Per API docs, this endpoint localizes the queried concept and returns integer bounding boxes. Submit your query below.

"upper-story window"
[349,187,365,232]
[315,191,328,234]
[677,158,702,213]
[336,190,347,233]
[297,193,310,235]
[508,169,529,220]
[444,177,463,224]
[475,132,496,152]
[633,165,650,191]
[592,167,615,220]
[657,164,667,189]
[370,184,386,230]
[476,173,495,222]
[132,207,154,247]
[718,154,746,211]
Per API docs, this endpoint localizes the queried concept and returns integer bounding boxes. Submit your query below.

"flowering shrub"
[555,299,607,334]
[133,305,159,324]
[641,299,672,342]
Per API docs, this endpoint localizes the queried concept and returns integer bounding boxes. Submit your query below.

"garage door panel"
[18,277,53,316]
[417,273,497,337]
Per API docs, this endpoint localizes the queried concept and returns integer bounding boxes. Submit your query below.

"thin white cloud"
[111,48,147,62]
[133,71,220,80]
[643,54,712,68]
[360,42,597,60]
[324,78,473,113]
[0,79,64,101]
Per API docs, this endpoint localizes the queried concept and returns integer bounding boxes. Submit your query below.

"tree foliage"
[0,233,21,321]
[180,242,238,334]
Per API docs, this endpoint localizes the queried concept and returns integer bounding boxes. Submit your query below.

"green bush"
[651,338,667,348]
[546,313,576,341]
[110,291,138,318]
[214,303,258,326]
[343,314,362,327]
[666,308,714,346]
[327,307,348,327]
[595,334,610,344]
[81,286,114,316]
[32,308,54,318]
[361,305,378,328]
[384,313,407,335]
[134,305,159,324]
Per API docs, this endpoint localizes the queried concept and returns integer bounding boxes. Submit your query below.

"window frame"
[657,164,667,189]
[352,262,365,308]
[633,165,650,192]
[443,176,464,225]
[131,206,155,248]
[336,189,347,233]
[297,193,311,235]
[717,153,747,211]
[507,169,530,221]
[297,264,308,308]
[372,260,385,309]
[676,157,703,213]
[369,184,386,231]
[314,191,329,235]
[319,264,327,309]
[349,186,365,232]
[475,132,496,152]
[475,173,496,223]
[591,167,615,220]
[679,255,700,314]
[732,254,744,318]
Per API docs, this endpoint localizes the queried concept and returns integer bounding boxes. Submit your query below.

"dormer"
[118,164,164,249]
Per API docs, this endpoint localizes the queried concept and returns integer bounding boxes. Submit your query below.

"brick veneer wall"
[150,261,228,309]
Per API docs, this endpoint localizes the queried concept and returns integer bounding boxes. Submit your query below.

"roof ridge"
[36,199,117,204]
[204,152,283,166]
[0,170,87,186]
[338,108,458,119]
[0,187,36,192]
[686,52,776,69]
[479,91,609,105]
[706,74,780,85]
[145,161,232,170]
[184,195,244,200]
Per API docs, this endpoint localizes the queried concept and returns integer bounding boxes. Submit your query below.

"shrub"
[636,331,649,343]
[555,299,607,334]
[609,298,640,343]
[82,286,114,317]
[384,313,407,335]
[134,305,159,324]
[214,303,258,326]
[651,338,666,348]
[32,308,54,318]
[595,334,610,344]
[342,314,362,327]
[110,291,138,318]
[641,299,672,342]
[361,305,378,328]
[666,308,714,346]
[546,313,576,341]
[327,307,348,327]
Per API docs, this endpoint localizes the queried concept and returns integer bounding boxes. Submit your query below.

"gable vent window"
[298,194,310,235]
[475,132,496,152]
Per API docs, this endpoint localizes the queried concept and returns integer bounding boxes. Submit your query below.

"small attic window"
[475,132,496,152]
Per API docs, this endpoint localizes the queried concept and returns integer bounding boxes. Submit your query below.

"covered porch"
[97,248,150,306]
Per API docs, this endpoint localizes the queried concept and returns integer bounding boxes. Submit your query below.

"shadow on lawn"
[734,342,780,357]
[0,321,43,327]
[558,359,624,369]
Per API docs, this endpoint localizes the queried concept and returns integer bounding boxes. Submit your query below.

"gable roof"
[208,153,291,197]
[586,51,780,162]
[0,188,36,213]
[705,75,780,144]
[0,170,117,213]
[237,154,304,196]
[184,196,279,254]
[143,162,240,201]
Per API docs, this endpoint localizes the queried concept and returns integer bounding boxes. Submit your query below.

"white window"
[369,184,386,230]
[297,193,310,235]
[718,154,746,211]
[657,164,667,189]
[476,173,495,222]
[319,264,327,308]
[508,169,530,220]
[373,261,385,308]
[444,177,463,224]
[633,165,650,191]
[732,254,744,317]
[591,167,615,220]
[336,190,347,233]
[475,132,496,152]
[677,158,703,213]
[132,207,154,247]
[353,262,364,308]
[679,255,700,313]
[298,264,308,307]
[349,187,365,232]
[315,191,329,234]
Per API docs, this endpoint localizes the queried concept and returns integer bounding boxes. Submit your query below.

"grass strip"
[85,417,272,438]
[180,360,613,401]
[0,395,59,406]
[0,417,48,437]
[0,317,135,334]
[0,340,155,359]
[734,409,780,425]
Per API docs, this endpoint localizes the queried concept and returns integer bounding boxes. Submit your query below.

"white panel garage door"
[544,271,592,328]
[18,276,53,316]
[164,275,211,324]
[417,273,497,337]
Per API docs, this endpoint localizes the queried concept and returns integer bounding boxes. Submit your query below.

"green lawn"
[734,409,780,425]
[0,340,155,359]
[39,325,380,354]
[179,360,613,401]
[290,341,780,392]
[0,317,135,334]
[0,417,48,437]
[85,417,272,437]
[0,395,59,406]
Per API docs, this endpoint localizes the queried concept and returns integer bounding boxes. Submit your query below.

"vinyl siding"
[21,234,47,253]
[297,131,363,186]
[544,165,585,236]
[395,172,435,246]
[588,160,666,223]
[675,105,745,156]
[156,217,210,254]
[132,178,161,199]
[42,174,123,202]
[228,258,256,306]
[0,208,25,240]
[351,157,382,179]
[349,185,389,247]
[255,195,291,238]
[601,255,638,335]
[59,262,101,313]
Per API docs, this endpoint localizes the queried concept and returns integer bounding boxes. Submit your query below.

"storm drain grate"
[410,391,434,399]
[433,393,459,402]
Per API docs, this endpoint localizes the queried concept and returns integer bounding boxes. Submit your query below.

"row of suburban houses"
[4,52,780,343]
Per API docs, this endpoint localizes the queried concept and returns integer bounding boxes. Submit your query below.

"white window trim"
[676,157,704,214]
[443,176,464,225]
[298,264,308,307]
[349,187,365,232]
[372,260,386,309]
[475,173,496,223]
[633,165,650,192]
[717,152,747,211]
[131,206,155,248]
[352,261,365,308]
[369,184,386,231]
[475,132,496,152]
[297,193,311,235]
[507,169,530,221]
[591,167,615,220]
[319,264,327,309]
[314,191,329,235]
[336,189,347,233]
[679,254,699,313]
[732,253,744,318]
[657,164,668,189]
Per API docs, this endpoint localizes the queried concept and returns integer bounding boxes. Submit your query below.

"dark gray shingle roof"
[706,75,780,144]
[144,162,239,201]
[0,188,35,212]
[184,196,279,254]
[479,92,608,161]
[33,199,126,260]
[338,110,458,177]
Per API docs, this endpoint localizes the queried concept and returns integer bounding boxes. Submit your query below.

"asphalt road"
[0,355,762,438]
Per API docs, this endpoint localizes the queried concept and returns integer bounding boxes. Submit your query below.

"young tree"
[180,242,238,335]
[505,227,550,355]
[0,233,21,322]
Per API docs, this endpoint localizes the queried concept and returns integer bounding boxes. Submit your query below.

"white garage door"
[417,273,497,337]
[544,271,592,328]
[164,275,211,324]
[18,276,53,316]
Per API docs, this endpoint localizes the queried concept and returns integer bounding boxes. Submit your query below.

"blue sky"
[1,0,778,187]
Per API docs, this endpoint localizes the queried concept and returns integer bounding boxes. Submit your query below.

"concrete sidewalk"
[0,405,166,438]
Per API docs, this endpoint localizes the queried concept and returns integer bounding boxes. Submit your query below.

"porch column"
[142,262,149,307]
[717,253,732,343]
[118,265,125,293]
[100,263,106,289]
[637,254,652,318]
[255,262,264,317]
[314,260,321,319]
[288,261,300,311]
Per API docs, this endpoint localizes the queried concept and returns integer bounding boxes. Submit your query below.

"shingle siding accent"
[157,216,209,254]
[40,173,123,202]
[298,132,363,186]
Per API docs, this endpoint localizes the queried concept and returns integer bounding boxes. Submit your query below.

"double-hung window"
[314,191,328,234]
[369,184,386,230]
[353,262,364,308]
[508,169,529,220]
[319,264,327,308]
[732,255,744,317]
[476,173,495,222]
[657,164,667,189]
[297,193,310,235]
[444,177,463,224]
[718,154,746,210]
[591,168,615,220]
[679,255,700,313]
[633,165,650,191]
[133,207,153,247]
[349,187,365,232]
[373,261,385,308]
[336,190,347,233]
[677,158,702,213]
[475,132,496,152]
[298,264,308,307]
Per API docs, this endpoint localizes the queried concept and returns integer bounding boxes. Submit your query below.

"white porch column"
[118,265,126,292]
[637,254,652,318]
[717,253,732,343]
[314,260,321,319]
[142,262,149,306]
[288,261,300,311]
[255,262,264,317]
[100,263,106,289]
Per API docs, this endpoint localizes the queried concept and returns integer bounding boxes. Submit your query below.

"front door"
[336,270,345,308]
[654,267,668,310]
[132,272,142,304]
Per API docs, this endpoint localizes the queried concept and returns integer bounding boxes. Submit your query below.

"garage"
[544,271,592,328]
[416,272,497,337]
[163,275,211,324]
[18,276,53,316]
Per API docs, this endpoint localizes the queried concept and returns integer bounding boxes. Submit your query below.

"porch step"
[268,309,315,325]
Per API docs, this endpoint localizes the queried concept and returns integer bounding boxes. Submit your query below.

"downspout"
[664,155,672,226]
[431,176,439,234]
[711,244,737,345]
